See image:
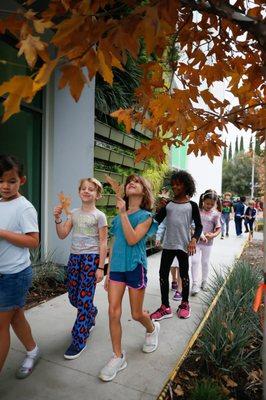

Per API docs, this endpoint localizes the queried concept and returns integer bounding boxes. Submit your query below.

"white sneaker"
[142,321,160,353]
[99,351,127,382]
[191,283,200,296]
[201,281,208,291]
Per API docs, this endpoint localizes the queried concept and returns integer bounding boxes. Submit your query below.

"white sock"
[22,345,39,369]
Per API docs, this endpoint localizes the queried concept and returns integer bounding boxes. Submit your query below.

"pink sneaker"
[150,305,173,321]
[177,301,190,319]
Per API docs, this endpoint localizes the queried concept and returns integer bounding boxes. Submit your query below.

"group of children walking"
[0,154,224,382]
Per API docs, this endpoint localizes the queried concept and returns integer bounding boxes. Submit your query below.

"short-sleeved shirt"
[222,200,233,214]
[70,208,107,254]
[0,196,39,274]
[110,209,158,272]
[199,209,221,246]
[155,201,203,253]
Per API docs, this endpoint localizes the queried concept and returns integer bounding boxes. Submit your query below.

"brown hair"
[124,174,154,211]
[199,189,222,212]
[78,178,103,196]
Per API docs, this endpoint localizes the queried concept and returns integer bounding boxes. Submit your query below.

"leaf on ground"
[221,384,231,396]
[187,370,198,377]
[173,385,184,397]
[248,369,263,382]
[222,375,238,388]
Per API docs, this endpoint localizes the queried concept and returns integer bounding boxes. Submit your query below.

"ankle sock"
[22,345,39,369]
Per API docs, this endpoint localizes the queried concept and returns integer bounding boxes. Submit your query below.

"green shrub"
[30,247,66,288]
[189,380,227,400]
[197,261,262,373]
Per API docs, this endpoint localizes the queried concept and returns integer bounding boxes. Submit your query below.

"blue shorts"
[0,266,32,312]
[109,264,147,289]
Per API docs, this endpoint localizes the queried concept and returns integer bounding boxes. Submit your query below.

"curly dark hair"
[170,170,196,197]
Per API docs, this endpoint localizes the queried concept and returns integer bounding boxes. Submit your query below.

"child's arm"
[155,218,166,247]
[0,230,39,249]
[54,205,73,239]
[188,202,203,255]
[116,197,153,245]
[95,226,108,283]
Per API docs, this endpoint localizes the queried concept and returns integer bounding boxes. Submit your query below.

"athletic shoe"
[173,290,182,301]
[171,281,178,291]
[150,305,173,321]
[15,347,41,379]
[201,281,208,291]
[99,351,127,381]
[64,343,87,360]
[226,233,229,237]
[177,301,191,319]
[191,284,200,296]
[142,321,160,353]
[221,235,224,240]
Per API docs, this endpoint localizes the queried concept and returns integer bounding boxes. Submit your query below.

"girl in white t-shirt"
[54,178,107,360]
[0,155,40,378]
[191,190,221,295]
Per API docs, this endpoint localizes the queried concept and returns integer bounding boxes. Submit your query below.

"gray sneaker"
[201,281,208,291]
[99,351,127,382]
[191,283,200,296]
[15,348,41,379]
[142,321,160,353]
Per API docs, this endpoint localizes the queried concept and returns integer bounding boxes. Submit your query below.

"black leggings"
[159,249,189,307]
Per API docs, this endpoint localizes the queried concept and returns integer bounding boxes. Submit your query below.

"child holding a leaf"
[99,174,158,382]
[54,178,107,360]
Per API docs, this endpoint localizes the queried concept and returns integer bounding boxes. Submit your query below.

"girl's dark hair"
[0,155,24,177]
[170,170,196,197]
[199,189,221,211]
[124,174,154,211]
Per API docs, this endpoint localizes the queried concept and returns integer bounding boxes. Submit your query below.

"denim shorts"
[0,266,32,312]
[109,264,147,289]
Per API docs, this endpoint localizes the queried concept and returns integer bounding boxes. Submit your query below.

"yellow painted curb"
[157,239,249,400]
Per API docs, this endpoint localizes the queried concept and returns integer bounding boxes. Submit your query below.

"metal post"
[251,141,255,199]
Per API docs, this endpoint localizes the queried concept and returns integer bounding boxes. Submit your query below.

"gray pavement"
[1,226,253,400]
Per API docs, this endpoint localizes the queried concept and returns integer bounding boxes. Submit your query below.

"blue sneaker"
[64,343,87,360]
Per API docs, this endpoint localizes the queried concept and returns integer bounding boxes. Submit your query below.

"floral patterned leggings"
[67,253,99,350]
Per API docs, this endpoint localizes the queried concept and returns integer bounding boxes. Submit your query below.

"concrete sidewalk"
[1,229,249,400]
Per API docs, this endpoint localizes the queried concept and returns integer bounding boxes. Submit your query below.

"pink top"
[199,209,221,246]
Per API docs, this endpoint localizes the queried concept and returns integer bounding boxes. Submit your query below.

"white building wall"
[187,153,223,203]
[43,71,95,264]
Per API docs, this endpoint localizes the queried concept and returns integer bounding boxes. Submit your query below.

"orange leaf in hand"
[105,175,123,197]
[57,191,72,215]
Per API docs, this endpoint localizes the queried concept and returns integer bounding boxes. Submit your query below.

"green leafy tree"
[249,137,253,152]
[223,140,227,161]
[235,136,239,155]
[255,137,261,156]
[222,152,259,196]
[228,143,232,160]
[239,136,244,152]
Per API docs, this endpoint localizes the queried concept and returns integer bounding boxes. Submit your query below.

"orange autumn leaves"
[0,0,265,161]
